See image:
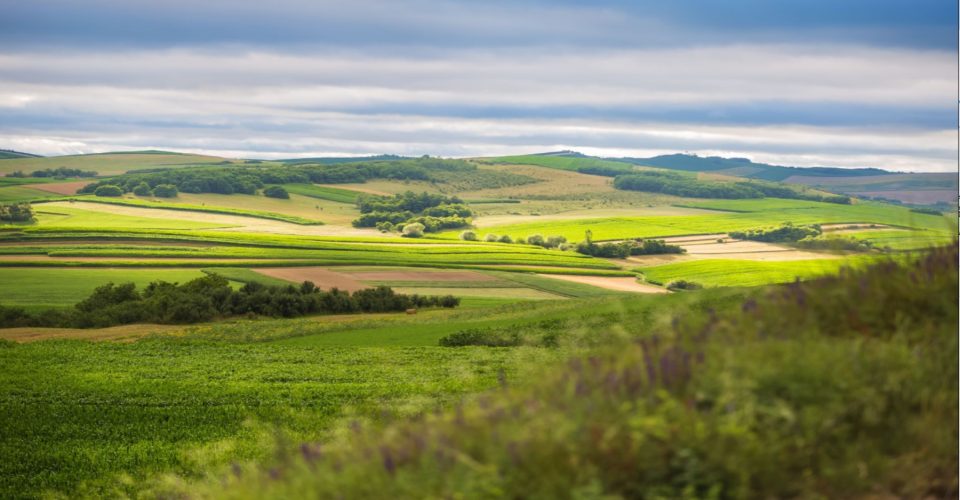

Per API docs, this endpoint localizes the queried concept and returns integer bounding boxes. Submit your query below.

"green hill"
[0,149,42,160]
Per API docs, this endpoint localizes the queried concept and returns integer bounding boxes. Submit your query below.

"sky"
[0,0,957,171]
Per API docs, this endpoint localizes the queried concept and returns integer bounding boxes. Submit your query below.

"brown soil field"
[538,274,668,294]
[0,323,183,343]
[254,267,368,292]
[0,255,311,264]
[22,181,91,195]
[342,269,498,282]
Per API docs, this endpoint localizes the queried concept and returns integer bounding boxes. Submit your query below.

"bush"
[263,185,290,199]
[730,222,821,243]
[402,222,425,238]
[484,234,499,242]
[439,328,522,347]
[526,234,546,247]
[666,279,703,291]
[0,203,34,222]
[498,235,513,244]
[545,235,567,248]
[151,184,179,198]
[93,185,123,197]
[132,182,152,196]
[460,230,478,241]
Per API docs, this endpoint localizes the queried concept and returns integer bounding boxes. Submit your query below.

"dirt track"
[538,274,669,294]
[343,270,497,282]
[254,267,368,292]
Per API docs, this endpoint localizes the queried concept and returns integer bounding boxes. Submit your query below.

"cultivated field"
[1,152,955,498]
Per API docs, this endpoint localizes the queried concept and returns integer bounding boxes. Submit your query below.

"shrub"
[263,186,290,199]
[484,234,499,242]
[498,235,513,244]
[132,182,152,196]
[526,234,545,247]
[439,328,522,347]
[460,230,478,241]
[151,184,179,198]
[402,222,425,238]
[0,203,34,222]
[729,222,821,243]
[666,279,703,291]
[545,235,567,248]
[93,185,123,197]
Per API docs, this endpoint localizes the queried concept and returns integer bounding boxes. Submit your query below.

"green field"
[488,154,636,172]
[282,184,364,204]
[637,255,885,287]
[0,268,213,307]
[458,198,956,242]
[2,152,957,498]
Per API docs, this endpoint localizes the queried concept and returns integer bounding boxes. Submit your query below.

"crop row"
[33,197,326,225]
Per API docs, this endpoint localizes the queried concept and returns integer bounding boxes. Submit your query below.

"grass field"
[0,268,212,307]
[637,255,885,287]
[31,206,232,229]
[282,184,361,204]
[0,151,241,176]
[460,198,956,242]
[0,185,61,202]
[40,197,326,225]
[486,154,636,172]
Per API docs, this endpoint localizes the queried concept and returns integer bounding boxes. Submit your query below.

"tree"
[402,222,425,238]
[93,185,123,197]
[263,185,290,199]
[484,234,499,242]
[526,234,545,247]
[132,182,152,196]
[460,230,478,241]
[152,184,178,198]
[498,235,513,244]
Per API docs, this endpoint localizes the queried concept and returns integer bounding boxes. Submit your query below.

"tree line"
[7,167,97,178]
[0,203,34,222]
[0,274,459,329]
[77,158,477,197]
[612,171,851,204]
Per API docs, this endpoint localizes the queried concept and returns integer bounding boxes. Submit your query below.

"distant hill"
[0,150,239,176]
[518,151,955,206]
[615,154,890,181]
[0,149,43,160]
[275,154,409,165]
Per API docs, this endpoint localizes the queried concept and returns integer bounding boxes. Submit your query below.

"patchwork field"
[1,151,955,498]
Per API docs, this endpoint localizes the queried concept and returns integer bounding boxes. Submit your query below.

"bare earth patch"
[22,181,91,195]
[342,270,498,282]
[660,234,842,262]
[254,267,368,292]
[538,274,668,294]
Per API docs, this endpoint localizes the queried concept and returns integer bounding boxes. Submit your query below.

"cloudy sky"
[1,0,957,171]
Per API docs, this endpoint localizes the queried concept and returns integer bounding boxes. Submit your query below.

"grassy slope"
[487,154,636,172]
[38,196,326,225]
[0,268,212,307]
[637,255,884,287]
[0,151,237,176]
[178,247,958,499]
[282,184,361,204]
[30,206,231,229]
[460,198,956,241]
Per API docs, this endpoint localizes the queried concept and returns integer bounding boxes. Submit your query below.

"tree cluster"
[78,159,477,198]
[353,191,473,233]
[576,237,685,258]
[729,222,822,243]
[613,171,851,204]
[0,203,34,222]
[7,167,97,178]
[0,274,460,329]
